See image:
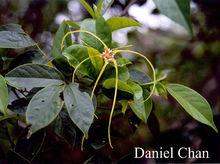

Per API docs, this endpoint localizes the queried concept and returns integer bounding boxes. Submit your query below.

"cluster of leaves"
[0,0,218,160]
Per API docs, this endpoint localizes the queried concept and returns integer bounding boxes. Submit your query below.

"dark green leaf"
[166,83,218,132]
[107,17,141,31]
[0,75,8,114]
[26,85,64,137]
[0,23,24,32]
[0,31,35,49]
[80,17,112,51]
[153,0,193,34]
[129,69,151,85]
[64,83,95,137]
[52,21,72,59]
[129,84,153,123]
[5,64,64,88]
[80,0,95,18]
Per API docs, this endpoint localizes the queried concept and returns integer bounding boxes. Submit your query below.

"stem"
[81,135,86,151]
[108,59,118,148]
[113,49,156,103]
[91,59,108,100]
[61,30,108,50]
[36,44,49,59]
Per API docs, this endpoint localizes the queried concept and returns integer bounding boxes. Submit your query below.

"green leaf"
[26,85,64,137]
[87,47,103,72]
[116,58,132,67]
[129,85,153,123]
[52,21,72,59]
[0,23,24,33]
[64,83,95,137]
[80,0,95,18]
[80,17,112,51]
[0,75,8,115]
[105,66,130,82]
[107,17,141,31]
[64,20,80,29]
[103,78,133,95]
[63,44,96,77]
[129,69,151,85]
[0,31,35,49]
[119,100,128,114]
[97,0,114,15]
[166,83,218,132]
[153,0,193,34]
[5,64,64,88]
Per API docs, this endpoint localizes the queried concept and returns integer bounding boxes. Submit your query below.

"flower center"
[102,48,114,61]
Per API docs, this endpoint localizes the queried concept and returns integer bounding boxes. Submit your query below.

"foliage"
[0,0,218,162]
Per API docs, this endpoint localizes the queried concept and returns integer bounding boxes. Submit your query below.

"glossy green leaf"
[105,66,130,82]
[87,47,103,72]
[0,75,8,114]
[80,17,112,51]
[26,85,64,137]
[80,0,95,18]
[5,64,64,88]
[153,0,192,34]
[107,17,141,31]
[52,21,72,59]
[64,83,95,137]
[129,85,153,123]
[63,44,96,77]
[0,31,35,49]
[103,78,133,95]
[166,83,218,132]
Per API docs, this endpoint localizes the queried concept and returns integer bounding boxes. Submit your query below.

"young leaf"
[80,0,95,18]
[26,85,64,137]
[87,47,103,72]
[52,21,72,59]
[166,83,218,132]
[119,100,128,114]
[64,83,95,138]
[0,31,35,49]
[0,75,8,115]
[80,17,112,52]
[107,17,141,31]
[5,64,64,88]
[153,0,193,34]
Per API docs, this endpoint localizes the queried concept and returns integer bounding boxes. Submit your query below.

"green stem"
[108,59,118,148]
[91,59,108,100]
